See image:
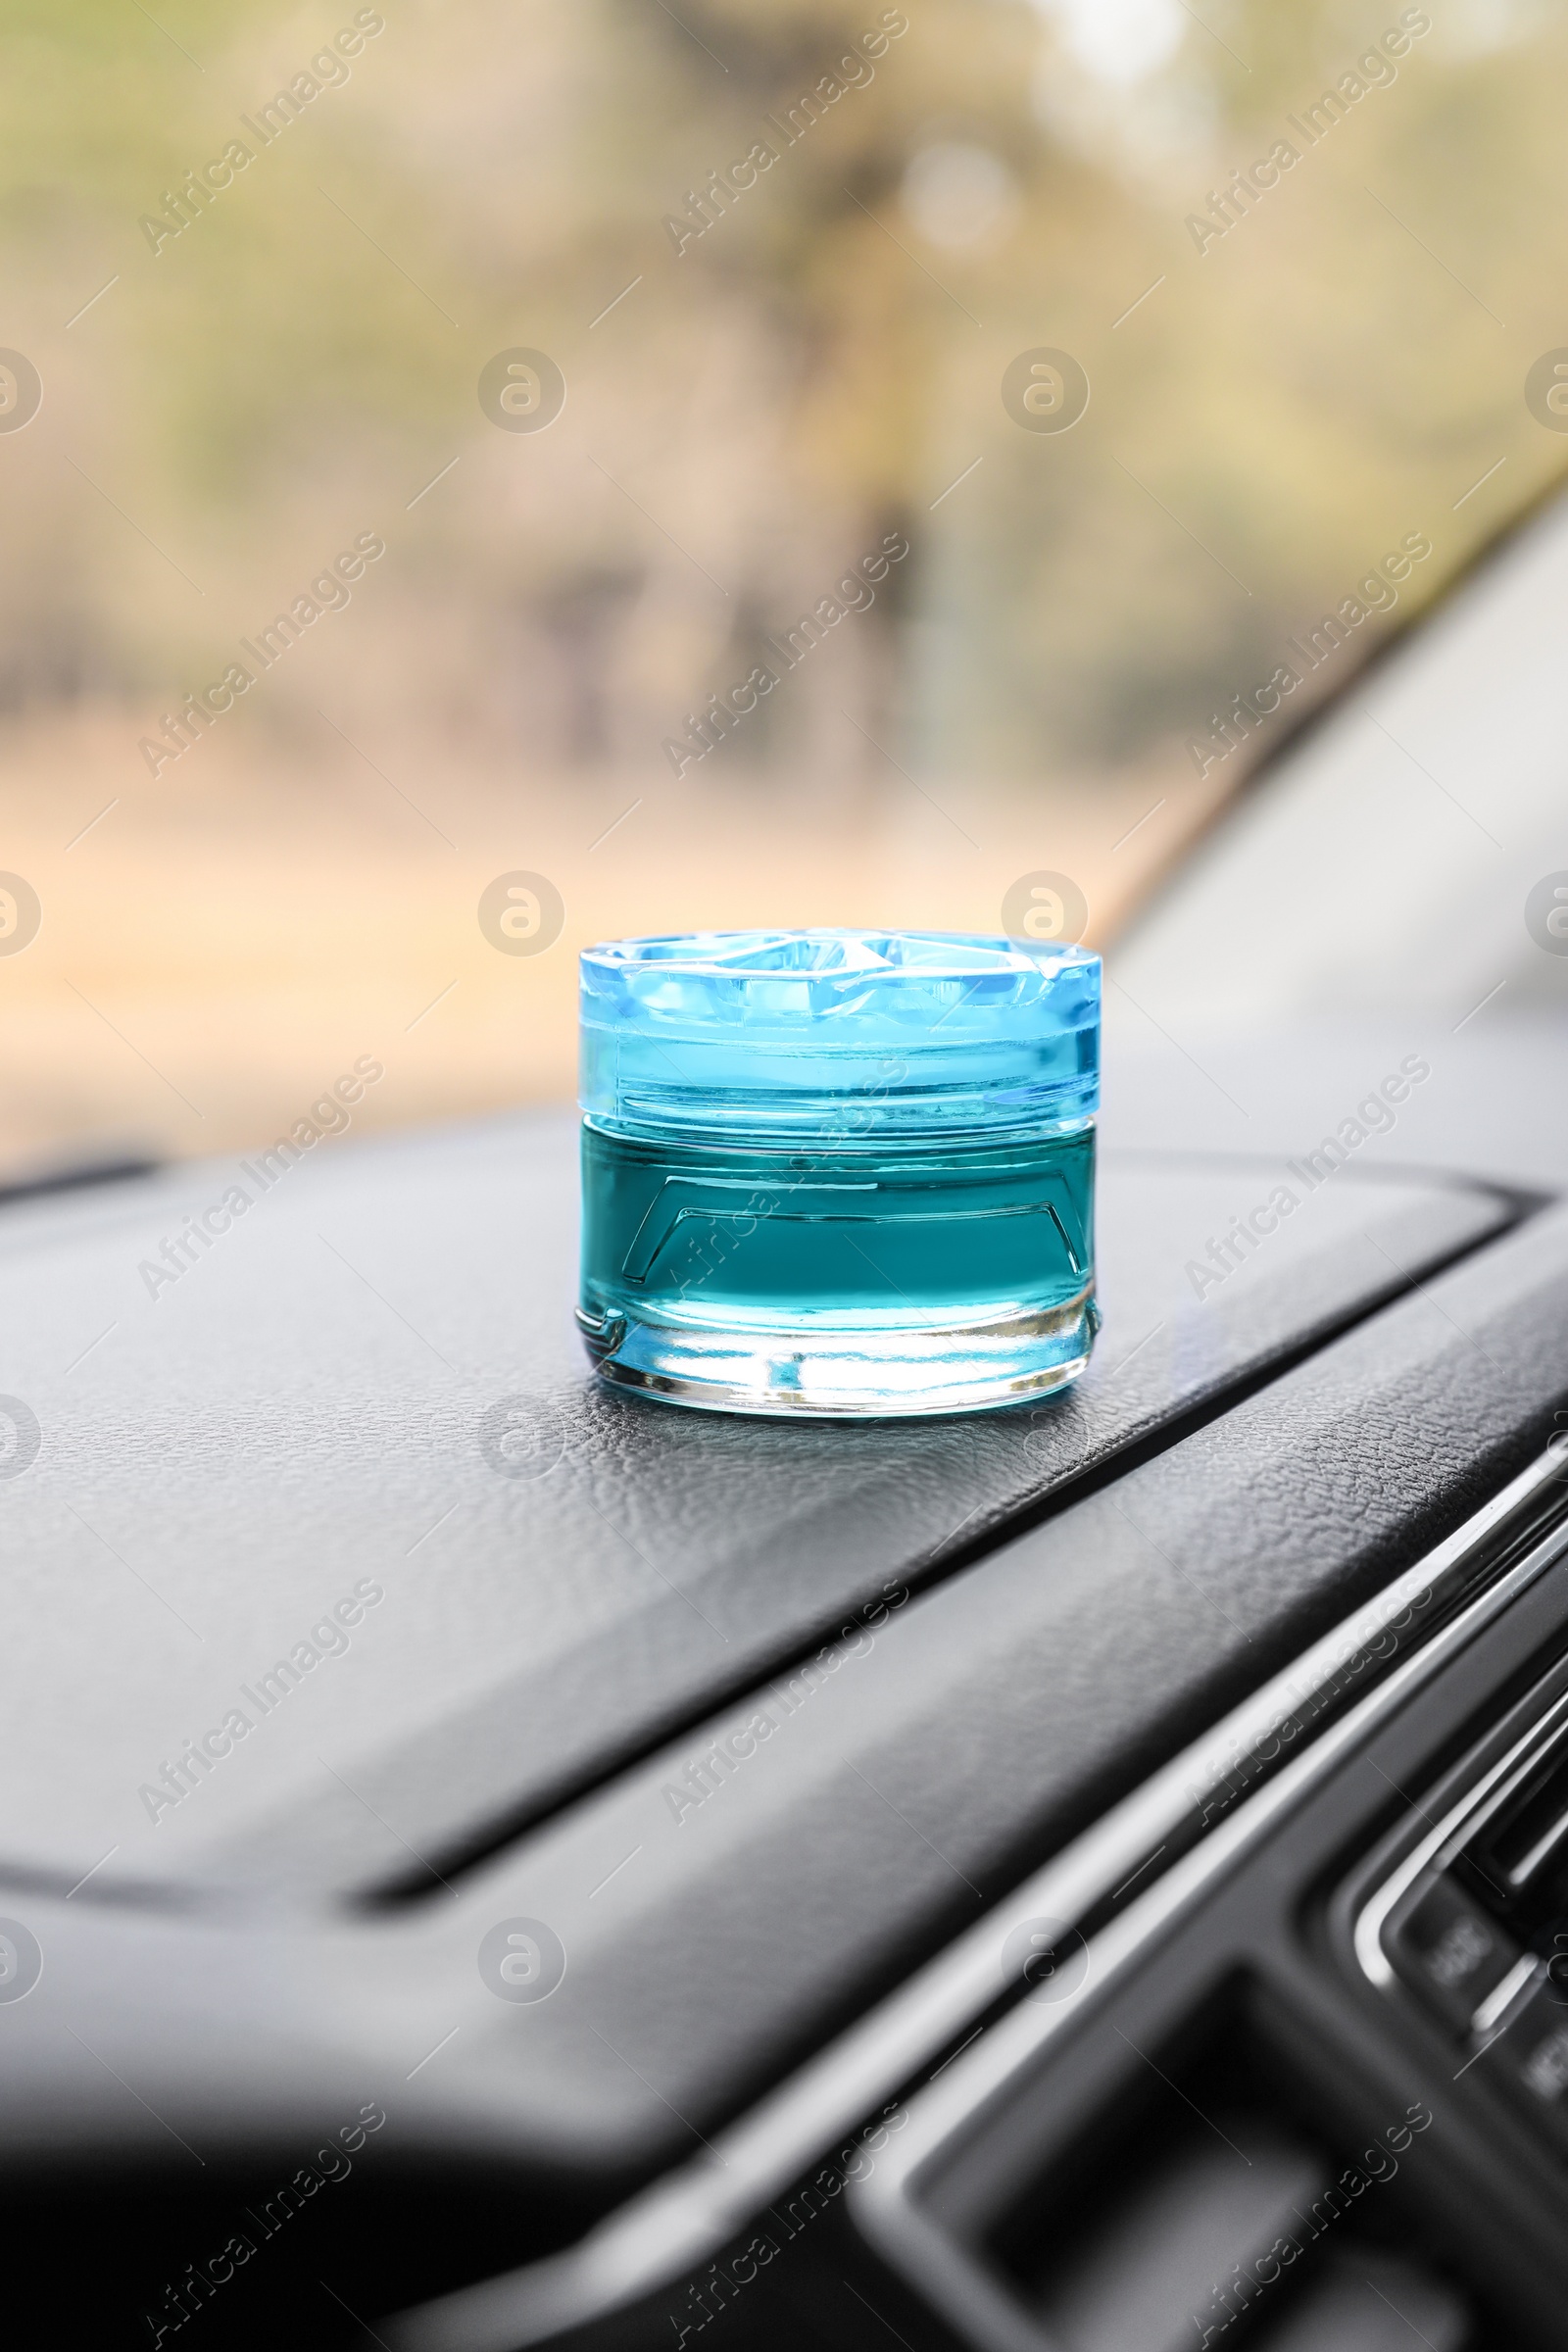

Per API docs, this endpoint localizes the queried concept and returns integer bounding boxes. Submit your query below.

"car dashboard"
[3,1092,1568,2351]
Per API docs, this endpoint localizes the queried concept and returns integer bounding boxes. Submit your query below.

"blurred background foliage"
[0,0,1563,1164]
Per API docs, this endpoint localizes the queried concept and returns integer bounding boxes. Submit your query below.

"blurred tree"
[0,0,1563,781]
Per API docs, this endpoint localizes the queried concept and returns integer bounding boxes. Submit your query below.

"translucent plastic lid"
[578,929,1100,1136]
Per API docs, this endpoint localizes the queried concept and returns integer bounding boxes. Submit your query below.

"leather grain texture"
[0,1109,1504,1892]
[0,1116,1556,2205]
[336,1196,1568,2171]
[5,1177,1560,2205]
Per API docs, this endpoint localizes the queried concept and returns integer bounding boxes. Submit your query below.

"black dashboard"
[5,1116,1568,2351]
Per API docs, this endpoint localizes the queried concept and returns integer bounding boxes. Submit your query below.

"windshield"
[5,0,1566,1170]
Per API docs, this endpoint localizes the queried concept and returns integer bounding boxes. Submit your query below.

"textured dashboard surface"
[4,1174,1561,2213]
[340,1197,1568,2169]
[0,1108,1506,1893]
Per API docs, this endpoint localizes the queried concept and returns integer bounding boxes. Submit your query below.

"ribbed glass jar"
[576,929,1100,1417]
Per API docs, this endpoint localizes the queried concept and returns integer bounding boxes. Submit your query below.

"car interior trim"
[388,1444,1568,2352]
[1351,1670,1568,1992]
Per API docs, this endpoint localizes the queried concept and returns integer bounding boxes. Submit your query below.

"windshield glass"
[5,0,1566,1168]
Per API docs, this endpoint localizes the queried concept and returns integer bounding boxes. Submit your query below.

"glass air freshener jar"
[576,929,1100,1417]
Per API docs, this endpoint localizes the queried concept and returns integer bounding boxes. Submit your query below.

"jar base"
[575,1284,1098,1419]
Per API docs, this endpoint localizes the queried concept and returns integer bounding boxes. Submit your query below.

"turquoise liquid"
[579,1118,1095,1333]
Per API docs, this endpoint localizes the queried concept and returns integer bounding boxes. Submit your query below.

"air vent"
[1369,1677,1568,2149]
[984,1990,1504,2352]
